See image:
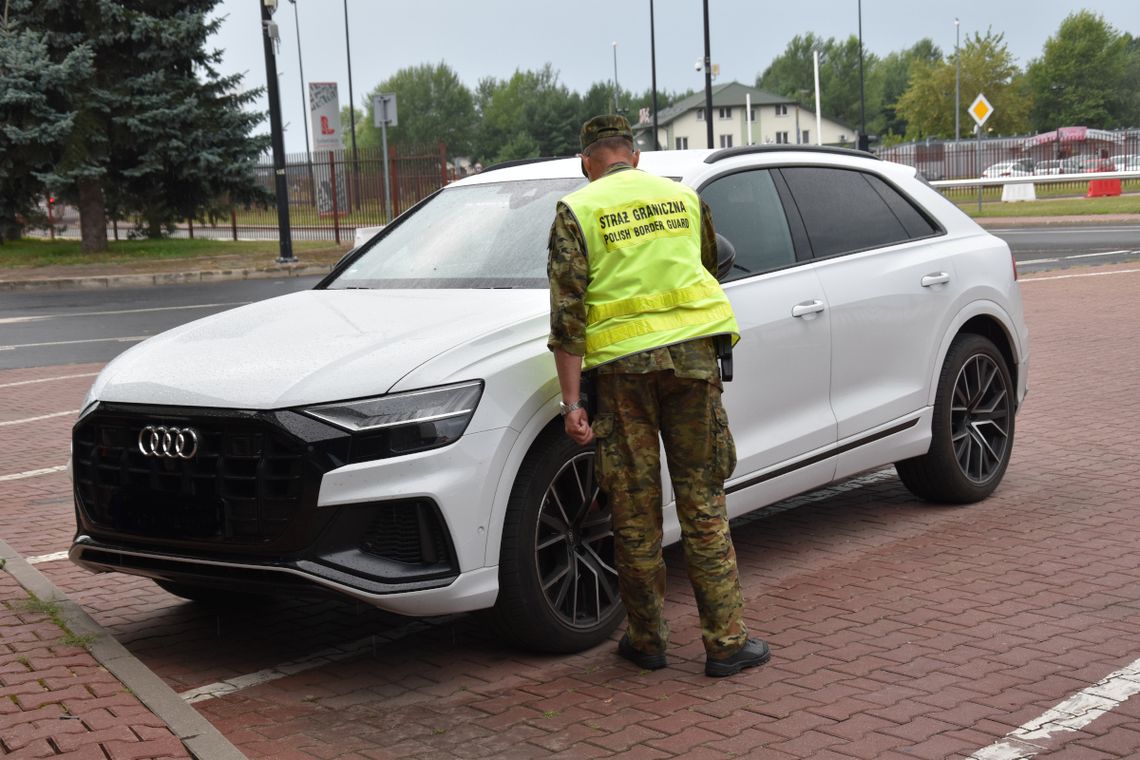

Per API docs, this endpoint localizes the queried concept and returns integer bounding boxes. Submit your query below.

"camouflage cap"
[580,114,633,152]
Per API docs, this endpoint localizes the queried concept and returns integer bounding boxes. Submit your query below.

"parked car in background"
[70,146,1030,653]
[1112,154,1139,172]
[1034,160,1063,176]
[982,158,1035,178]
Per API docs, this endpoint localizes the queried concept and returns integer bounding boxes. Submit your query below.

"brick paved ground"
[1,263,1139,758]
[0,569,191,759]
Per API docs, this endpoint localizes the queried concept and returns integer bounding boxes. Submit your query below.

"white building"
[635,82,855,151]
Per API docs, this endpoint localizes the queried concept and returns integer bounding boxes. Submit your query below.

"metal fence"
[228,142,452,244]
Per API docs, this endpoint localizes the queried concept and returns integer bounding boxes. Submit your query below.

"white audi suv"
[70,145,1029,652]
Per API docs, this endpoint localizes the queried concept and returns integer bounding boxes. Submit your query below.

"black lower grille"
[73,406,327,545]
[360,501,450,565]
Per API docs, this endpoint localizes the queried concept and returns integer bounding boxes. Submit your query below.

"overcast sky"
[209,1,1138,153]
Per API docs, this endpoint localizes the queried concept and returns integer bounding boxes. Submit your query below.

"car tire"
[153,579,271,607]
[896,333,1015,503]
[488,428,624,653]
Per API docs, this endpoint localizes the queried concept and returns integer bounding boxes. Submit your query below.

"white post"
[746,93,753,145]
[813,50,823,145]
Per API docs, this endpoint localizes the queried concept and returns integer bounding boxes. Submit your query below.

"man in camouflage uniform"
[547,114,770,677]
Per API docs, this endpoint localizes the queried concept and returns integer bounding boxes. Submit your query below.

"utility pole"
[857,0,867,151]
[955,18,961,144]
[650,0,659,149]
[342,0,360,210]
[612,42,620,114]
[260,0,295,262]
[702,0,713,149]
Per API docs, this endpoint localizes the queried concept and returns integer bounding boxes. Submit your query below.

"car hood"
[88,289,549,409]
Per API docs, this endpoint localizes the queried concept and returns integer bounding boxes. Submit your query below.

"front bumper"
[71,402,516,615]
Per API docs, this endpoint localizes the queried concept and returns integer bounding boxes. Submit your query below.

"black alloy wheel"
[896,333,1015,504]
[489,430,624,652]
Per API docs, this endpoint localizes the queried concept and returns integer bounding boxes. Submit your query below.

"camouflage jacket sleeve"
[547,201,589,356]
[700,199,717,277]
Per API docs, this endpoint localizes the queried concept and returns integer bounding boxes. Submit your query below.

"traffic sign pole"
[968,94,995,214]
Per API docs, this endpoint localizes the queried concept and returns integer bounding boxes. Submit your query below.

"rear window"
[781,167,937,258]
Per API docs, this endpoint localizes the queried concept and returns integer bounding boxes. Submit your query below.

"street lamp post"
[287,0,314,198]
[260,0,294,263]
[342,0,360,210]
[702,0,713,149]
[650,0,658,149]
[857,0,867,151]
[612,41,620,115]
[955,18,961,144]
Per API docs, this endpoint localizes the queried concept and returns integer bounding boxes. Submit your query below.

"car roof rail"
[480,155,575,174]
[704,144,879,164]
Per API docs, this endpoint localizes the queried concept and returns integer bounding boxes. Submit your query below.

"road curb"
[0,263,335,292]
[0,538,247,760]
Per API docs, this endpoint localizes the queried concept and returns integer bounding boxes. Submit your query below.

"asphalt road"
[0,276,322,370]
[990,224,1140,273]
[1,223,1137,370]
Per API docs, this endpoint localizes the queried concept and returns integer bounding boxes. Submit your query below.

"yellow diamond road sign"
[969,93,994,128]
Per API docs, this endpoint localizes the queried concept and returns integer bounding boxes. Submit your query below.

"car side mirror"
[715,233,737,282]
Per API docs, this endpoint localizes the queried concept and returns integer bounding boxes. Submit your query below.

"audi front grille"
[72,403,338,549]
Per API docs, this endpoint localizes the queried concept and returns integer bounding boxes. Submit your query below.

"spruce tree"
[13,0,267,251]
[0,21,92,242]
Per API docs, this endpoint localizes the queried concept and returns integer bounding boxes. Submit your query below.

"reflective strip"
[585,302,736,355]
[587,280,721,324]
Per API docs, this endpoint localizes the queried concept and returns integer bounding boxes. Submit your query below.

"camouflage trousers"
[592,370,748,658]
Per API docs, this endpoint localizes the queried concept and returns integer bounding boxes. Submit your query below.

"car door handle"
[921,272,951,287]
[791,300,826,318]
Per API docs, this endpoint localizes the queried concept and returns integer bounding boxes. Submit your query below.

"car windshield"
[326,178,585,289]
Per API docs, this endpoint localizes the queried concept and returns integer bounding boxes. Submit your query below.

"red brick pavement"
[2,266,1140,758]
[0,570,191,759]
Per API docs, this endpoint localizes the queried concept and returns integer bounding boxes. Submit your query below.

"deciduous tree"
[1026,11,1137,131]
[896,29,1030,140]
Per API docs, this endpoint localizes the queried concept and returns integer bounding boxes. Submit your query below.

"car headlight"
[301,381,483,460]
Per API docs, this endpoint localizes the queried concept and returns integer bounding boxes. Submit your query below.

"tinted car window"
[781,167,930,258]
[863,174,938,238]
[700,170,796,280]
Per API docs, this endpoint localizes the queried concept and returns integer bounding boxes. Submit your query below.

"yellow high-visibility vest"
[562,168,740,369]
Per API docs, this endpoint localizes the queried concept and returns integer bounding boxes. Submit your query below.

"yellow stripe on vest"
[586,280,722,325]
[585,303,737,355]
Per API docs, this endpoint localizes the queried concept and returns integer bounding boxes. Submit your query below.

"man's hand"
[563,408,594,445]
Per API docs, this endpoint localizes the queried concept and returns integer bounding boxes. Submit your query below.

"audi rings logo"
[138,426,200,459]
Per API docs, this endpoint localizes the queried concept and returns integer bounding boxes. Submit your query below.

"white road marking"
[0,410,78,427]
[0,465,68,482]
[969,656,1140,759]
[26,551,70,565]
[1017,258,1059,265]
[0,336,147,351]
[0,372,99,388]
[1066,249,1130,259]
[993,227,1140,234]
[0,302,247,325]
[179,616,460,704]
[1020,268,1140,283]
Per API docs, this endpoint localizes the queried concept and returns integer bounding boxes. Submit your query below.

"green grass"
[0,237,343,269]
[954,193,1140,218]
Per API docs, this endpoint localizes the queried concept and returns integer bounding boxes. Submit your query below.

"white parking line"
[0,372,99,388]
[969,656,1140,759]
[26,551,70,565]
[1021,268,1140,283]
[0,410,78,427]
[179,616,460,704]
[0,465,68,482]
